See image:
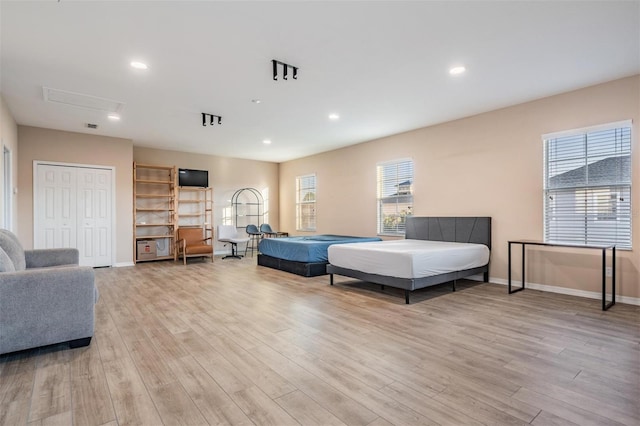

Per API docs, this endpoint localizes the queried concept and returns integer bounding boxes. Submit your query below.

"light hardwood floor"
[1,258,639,426]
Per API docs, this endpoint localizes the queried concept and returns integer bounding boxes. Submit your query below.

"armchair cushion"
[0,247,16,272]
[185,243,213,255]
[0,229,26,271]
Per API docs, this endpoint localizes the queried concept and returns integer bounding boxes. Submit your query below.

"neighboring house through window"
[296,174,316,231]
[544,121,632,249]
[377,159,414,235]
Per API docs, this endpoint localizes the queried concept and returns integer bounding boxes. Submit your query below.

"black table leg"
[509,242,525,294]
[508,242,512,292]
[603,247,616,311]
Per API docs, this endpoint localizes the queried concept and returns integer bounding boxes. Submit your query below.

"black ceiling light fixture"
[202,112,222,126]
[272,59,298,81]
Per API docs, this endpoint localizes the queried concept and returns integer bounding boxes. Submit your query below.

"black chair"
[259,223,288,238]
[245,224,263,256]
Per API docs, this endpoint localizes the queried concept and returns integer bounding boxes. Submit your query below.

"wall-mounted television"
[178,168,209,188]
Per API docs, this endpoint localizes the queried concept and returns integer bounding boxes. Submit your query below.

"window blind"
[544,123,632,248]
[377,159,413,235]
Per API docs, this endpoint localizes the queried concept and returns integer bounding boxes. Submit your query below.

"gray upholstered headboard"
[404,217,491,249]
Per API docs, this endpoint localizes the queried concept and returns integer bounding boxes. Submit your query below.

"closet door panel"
[77,167,112,267]
[35,165,77,249]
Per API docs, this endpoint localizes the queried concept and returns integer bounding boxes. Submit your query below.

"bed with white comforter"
[328,239,489,279]
[326,217,491,303]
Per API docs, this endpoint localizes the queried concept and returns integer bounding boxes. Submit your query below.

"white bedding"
[327,239,490,279]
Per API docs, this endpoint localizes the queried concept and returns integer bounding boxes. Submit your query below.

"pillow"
[0,246,16,272]
[0,229,26,271]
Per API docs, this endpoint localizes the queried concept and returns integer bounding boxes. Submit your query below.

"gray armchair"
[0,229,98,355]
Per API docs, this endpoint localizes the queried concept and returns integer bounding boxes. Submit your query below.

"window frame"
[542,120,632,249]
[296,173,316,232]
[376,158,414,236]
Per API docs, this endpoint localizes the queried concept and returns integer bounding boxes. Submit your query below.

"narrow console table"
[508,240,616,311]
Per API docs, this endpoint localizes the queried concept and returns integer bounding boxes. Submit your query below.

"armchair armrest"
[25,248,79,268]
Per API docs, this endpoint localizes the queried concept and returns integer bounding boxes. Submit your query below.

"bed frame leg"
[330,274,334,286]
[483,271,489,282]
[452,280,456,292]
[381,284,385,291]
[405,290,410,304]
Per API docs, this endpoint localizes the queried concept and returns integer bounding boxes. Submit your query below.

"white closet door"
[36,164,77,249]
[77,168,112,267]
[35,163,113,267]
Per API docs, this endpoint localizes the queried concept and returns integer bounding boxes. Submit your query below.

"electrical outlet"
[606,267,613,277]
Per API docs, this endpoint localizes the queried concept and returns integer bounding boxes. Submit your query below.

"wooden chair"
[175,227,213,265]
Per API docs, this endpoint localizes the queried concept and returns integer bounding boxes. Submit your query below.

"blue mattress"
[258,235,382,263]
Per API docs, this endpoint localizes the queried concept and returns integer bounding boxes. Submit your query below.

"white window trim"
[376,158,414,236]
[296,173,316,232]
[542,119,632,140]
[542,121,632,249]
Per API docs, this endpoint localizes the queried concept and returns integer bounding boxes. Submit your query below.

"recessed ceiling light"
[328,113,340,120]
[130,61,148,70]
[263,139,272,145]
[107,114,120,121]
[252,99,261,104]
[449,66,466,75]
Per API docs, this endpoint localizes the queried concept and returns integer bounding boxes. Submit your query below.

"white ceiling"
[1,1,639,163]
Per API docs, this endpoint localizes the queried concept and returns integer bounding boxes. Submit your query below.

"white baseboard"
[114,261,135,267]
[483,276,640,306]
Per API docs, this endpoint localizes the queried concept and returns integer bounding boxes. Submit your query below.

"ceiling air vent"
[86,123,98,129]
[43,87,124,113]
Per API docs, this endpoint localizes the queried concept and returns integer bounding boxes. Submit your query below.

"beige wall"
[134,146,279,252]
[17,126,133,265]
[280,75,640,299]
[15,132,279,263]
[0,95,19,232]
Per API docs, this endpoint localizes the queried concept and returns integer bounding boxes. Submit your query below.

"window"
[296,174,316,231]
[544,121,632,249]
[377,159,413,235]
